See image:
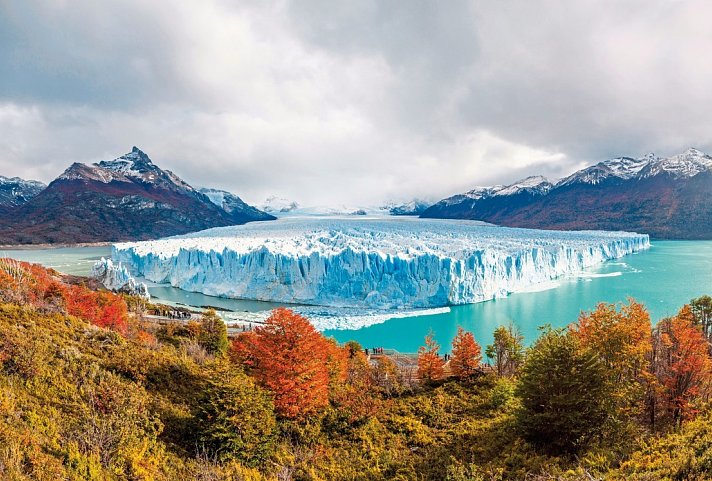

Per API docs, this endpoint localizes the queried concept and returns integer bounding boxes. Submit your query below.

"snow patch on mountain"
[493,176,554,196]
[433,148,712,211]
[112,217,649,309]
[57,163,131,184]
[639,148,712,179]
[559,149,712,186]
[0,176,46,207]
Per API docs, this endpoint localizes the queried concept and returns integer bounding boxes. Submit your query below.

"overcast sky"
[1,0,712,206]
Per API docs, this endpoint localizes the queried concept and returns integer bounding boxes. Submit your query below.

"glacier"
[91,257,150,299]
[111,217,650,309]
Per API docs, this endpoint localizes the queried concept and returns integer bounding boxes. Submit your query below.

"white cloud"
[1,0,712,206]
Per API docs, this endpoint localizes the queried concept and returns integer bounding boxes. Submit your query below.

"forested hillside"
[1,259,712,480]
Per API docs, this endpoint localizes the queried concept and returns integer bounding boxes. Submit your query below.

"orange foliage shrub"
[450,326,482,380]
[0,258,129,335]
[64,286,129,334]
[418,332,445,382]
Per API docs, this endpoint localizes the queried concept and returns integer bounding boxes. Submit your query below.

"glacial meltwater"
[4,241,712,353]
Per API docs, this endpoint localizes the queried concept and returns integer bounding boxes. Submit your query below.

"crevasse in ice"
[111,217,649,309]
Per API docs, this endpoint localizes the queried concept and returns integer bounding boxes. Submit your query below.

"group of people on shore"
[153,309,192,320]
[365,346,452,362]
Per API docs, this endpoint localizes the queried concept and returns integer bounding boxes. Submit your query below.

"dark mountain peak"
[98,147,156,175]
[0,147,275,244]
[126,146,153,164]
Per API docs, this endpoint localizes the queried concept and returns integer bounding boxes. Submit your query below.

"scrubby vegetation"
[2,258,712,480]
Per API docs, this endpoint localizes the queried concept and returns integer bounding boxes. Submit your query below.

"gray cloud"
[1,0,711,206]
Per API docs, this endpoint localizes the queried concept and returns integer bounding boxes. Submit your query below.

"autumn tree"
[65,286,129,335]
[418,332,445,383]
[372,356,405,396]
[651,306,712,428]
[197,309,229,356]
[329,340,381,424]
[233,308,335,420]
[690,295,712,340]
[450,326,482,380]
[486,324,524,377]
[572,300,652,417]
[517,328,612,455]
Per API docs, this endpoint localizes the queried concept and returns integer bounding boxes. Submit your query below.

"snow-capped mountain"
[0,147,273,244]
[198,187,274,223]
[638,148,712,179]
[386,199,432,216]
[259,196,432,217]
[422,148,712,239]
[558,154,654,186]
[493,176,554,196]
[0,176,46,209]
[260,195,300,214]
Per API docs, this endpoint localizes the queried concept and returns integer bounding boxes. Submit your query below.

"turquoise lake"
[3,241,712,353]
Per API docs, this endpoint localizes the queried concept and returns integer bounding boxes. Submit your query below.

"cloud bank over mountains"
[1,0,712,205]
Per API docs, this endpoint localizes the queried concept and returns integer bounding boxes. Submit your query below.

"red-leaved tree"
[649,306,712,427]
[450,326,482,380]
[653,305,712,427]
[232,308,334,420]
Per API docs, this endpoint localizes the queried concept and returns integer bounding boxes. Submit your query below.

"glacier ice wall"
[112,217,650,309]
[91,257,150,299]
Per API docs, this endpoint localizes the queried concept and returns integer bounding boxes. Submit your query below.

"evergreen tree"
[197,361,276,465]
[198,309,229,356]
[517,328,612,455]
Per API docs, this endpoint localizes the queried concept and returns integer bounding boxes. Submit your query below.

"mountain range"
[421,148,712,239]
[258,196,432,217]
[0,147,274,244]
[4,146,711,244]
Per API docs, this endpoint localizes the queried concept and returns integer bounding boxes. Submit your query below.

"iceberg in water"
[111,217,650,309]
[91,257,150,299]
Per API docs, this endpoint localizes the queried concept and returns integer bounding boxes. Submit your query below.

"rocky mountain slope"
[0,176,46,210]
[421,148,712,239]
[0,147,273,244]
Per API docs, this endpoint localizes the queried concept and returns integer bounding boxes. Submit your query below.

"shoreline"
[0,241,113,250]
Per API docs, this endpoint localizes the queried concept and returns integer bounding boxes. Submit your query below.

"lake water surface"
[4,241,711,353]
